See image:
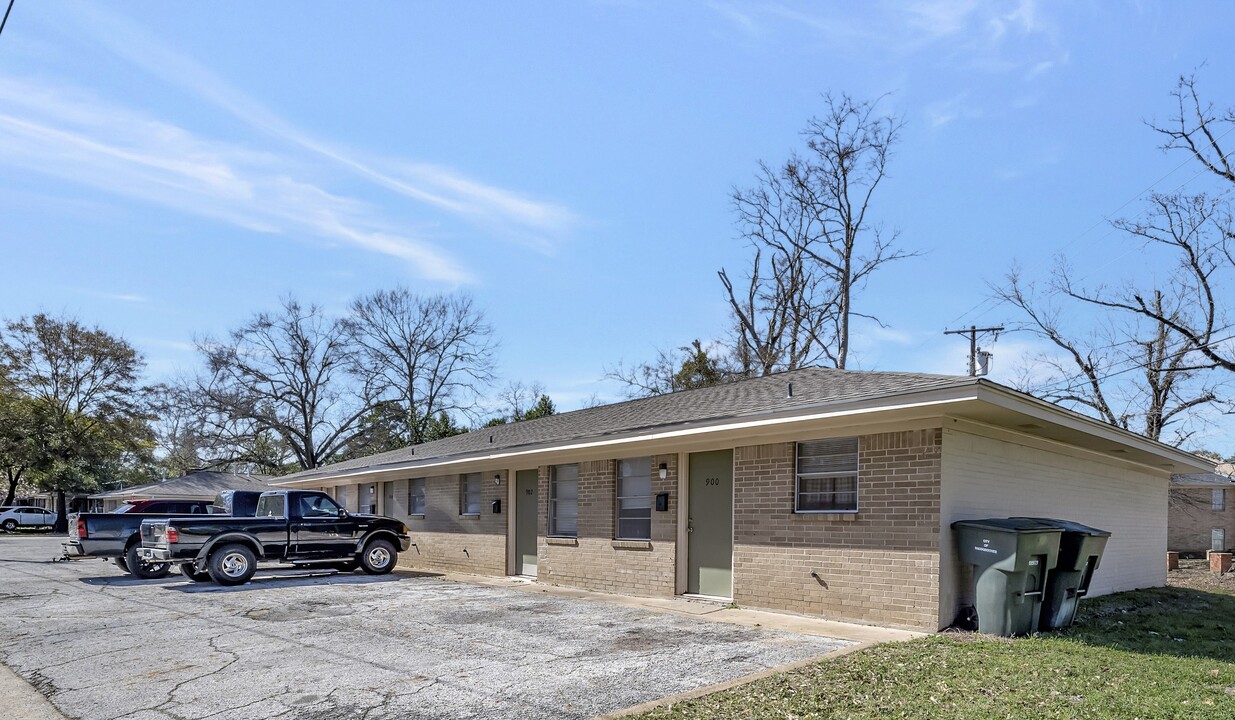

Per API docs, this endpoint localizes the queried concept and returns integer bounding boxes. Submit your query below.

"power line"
[0,0,14,40]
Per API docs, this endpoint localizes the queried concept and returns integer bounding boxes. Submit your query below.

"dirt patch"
[1167,558,1235,595]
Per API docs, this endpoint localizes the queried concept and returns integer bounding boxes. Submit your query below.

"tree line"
[0,289,548,529]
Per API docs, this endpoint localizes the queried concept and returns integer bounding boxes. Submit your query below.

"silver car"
[0,506,56,532]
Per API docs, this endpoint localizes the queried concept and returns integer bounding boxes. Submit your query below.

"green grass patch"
[636,586,1235,719]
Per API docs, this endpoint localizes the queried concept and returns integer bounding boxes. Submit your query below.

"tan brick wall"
[397,472,506,575]
[732,429,942,630]
[1169,487,1234,553]
[536,454,678,597]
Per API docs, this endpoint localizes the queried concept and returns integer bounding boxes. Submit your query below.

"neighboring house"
[1169,464,1235,553]
[88,471,273,512]
[275,367,1209,632]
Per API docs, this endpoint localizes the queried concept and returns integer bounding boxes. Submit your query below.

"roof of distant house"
[1173,462,1235,488]
[90,470,274,500]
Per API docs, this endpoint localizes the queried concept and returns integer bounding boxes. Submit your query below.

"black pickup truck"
[139,489,411,585]
[63,491,264,579]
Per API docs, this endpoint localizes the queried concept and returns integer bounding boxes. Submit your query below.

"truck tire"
[359,538,396,575]
[180,562,212,582]
[114,556,130,573]
[207,543,256,586]
[126,543,171,580]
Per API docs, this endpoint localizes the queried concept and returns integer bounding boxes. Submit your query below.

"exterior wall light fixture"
[658,463,668,480]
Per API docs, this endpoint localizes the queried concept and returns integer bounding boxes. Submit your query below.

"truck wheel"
[359,538,396,575]
[207,543,256,586]
[114,556,130,573]
[125,544,171,580]
[179,563,212,582]
[1,519,16,532]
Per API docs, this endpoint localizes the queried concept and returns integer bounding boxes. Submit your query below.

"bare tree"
[345,289,496,445]
[996,265,1219,444]
[607,340,730,398]
[196,297,372,471]
[721,93,913,374]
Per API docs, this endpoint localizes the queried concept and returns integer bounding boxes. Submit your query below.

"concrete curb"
[0,663,68,720]
[594,642,874,719]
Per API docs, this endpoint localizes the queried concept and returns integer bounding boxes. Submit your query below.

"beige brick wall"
[397,472,506,575]
[536,454,678,597]
[732,429,943,631]
[1169,487,1234,553]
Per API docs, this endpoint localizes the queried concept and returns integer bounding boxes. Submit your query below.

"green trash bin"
[1012,518,1110,631]
[952,518,1061,636]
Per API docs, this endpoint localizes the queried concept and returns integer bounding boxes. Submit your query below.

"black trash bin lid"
[950,517,1061,533]
[1009,517,1111,537]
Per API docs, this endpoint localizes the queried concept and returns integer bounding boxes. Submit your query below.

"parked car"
[139,490,410,585]
[0,506,55,532]
[109,499,213,515]
[63,491,264,579]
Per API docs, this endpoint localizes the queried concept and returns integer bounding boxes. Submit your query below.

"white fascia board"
[974,382,1214,472]
[273,385,982,487]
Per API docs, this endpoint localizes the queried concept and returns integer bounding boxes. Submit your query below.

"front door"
[515,469,538,576]
[687,449,733,597]
[381,481,395,517]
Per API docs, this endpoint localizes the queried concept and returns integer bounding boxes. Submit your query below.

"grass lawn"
[635,563,1235,719]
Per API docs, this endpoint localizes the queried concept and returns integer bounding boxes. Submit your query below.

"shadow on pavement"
[163,569,443,593]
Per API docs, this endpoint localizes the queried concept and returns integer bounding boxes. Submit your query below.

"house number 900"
[704,477,720,486]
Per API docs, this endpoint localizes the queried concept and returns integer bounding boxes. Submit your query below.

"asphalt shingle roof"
[284,367,975,483]
[91,471,274,499]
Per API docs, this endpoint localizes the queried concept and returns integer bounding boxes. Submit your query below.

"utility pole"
[944,325,1004,377]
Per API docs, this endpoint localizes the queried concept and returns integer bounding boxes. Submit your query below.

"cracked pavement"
[0,536,852,719]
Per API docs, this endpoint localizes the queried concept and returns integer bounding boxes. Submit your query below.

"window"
[460,473,482,516]
[299,494,342,518]
[796,437,859,512]
[549,464,578,537]
[409,478,426,515]
[1214,527,1226,552]
[1214,488,1226,512]
[617,457,652,540]
[255,494,286,518]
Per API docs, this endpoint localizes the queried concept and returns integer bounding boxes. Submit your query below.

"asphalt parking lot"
[0,536,856,719]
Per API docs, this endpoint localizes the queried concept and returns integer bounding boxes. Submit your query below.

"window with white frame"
[1214,527,1226,552]
[409,478,426,515]
[1214,488,1226,512]
[616,457,653,540]
[795,437,859,512]
[550,464,578,537]
[460,473,481,516]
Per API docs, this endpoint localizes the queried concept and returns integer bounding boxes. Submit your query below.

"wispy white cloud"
[96,292,147,303]
[68,4,576,253]
[0,76,471,282]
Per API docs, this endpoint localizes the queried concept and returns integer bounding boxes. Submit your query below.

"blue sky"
[2,2,1234,449]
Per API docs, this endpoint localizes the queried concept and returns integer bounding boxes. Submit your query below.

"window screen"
[460,473,481,515]
[1213,527,1226,552]
[550,464,579,537]
[796,437,859,512]
[409,478,426,515]
[1214,488,1226,512]
[617,458,653,540]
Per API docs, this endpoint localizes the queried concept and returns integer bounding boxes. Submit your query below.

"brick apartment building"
[277,368,1209,631]
[1169,466,1235,554]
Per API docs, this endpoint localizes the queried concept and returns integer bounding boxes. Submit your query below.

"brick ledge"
[545,537,578,546]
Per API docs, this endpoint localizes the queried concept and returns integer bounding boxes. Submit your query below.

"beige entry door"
[687,449,734,597]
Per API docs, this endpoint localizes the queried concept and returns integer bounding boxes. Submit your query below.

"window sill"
[612,540,651,550]
[795,511,858,521]
[545,536,578,546]
[460,513,480,518]
[410,513,425,518]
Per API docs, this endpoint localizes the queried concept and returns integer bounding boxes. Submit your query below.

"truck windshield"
[255,495,287,518]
